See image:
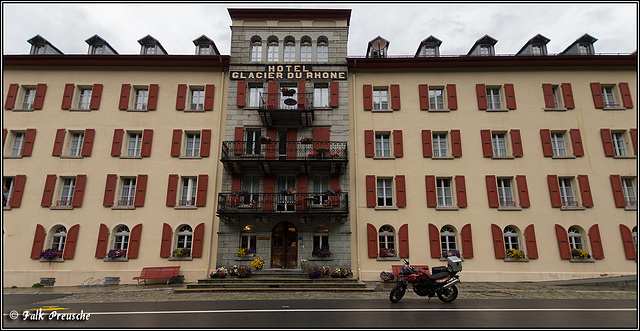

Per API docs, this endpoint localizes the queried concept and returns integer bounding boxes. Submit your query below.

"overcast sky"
[2,2,638,57]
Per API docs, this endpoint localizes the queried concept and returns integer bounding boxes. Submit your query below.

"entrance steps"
[176,268,374,292]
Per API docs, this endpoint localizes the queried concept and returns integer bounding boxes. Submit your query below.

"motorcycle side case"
[431,266,447,274]
[447,256,462,272]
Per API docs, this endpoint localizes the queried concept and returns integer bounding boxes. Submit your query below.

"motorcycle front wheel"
[389,284,406,303]
[436,285,458,303]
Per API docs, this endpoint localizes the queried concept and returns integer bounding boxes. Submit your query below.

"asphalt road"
[3,295,637,328]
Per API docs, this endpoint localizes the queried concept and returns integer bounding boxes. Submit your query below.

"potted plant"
[331,267,352,278]
[251,257,265,270]
[107,249,127,259]
[442,249,461,258]
[229,265,238,277]
[325,188,341,196]
[506,248,525,260]
[210,267,228,279]
[300,259,309,271]
[279,188,296,196]
[281,87,296,96]
[237,248,255,257]
[571,248,591,260]
[379,248,395,257]
[380,271,395,282]
[300,137,313,144]
[306,265,323,279]
[312,247,332,258]
[173,247,191,257]
[237,265,252,278]
[232,189,249,197]
[40,249,62,260]
[259,136,273,144]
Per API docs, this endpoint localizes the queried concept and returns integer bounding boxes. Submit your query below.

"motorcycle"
[389,256,462,303]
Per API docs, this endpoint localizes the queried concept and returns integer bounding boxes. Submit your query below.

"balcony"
[217,192,348,216]
[221,140,348,174]
[256,92,315,126]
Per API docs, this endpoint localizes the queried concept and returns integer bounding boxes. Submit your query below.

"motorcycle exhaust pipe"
[442,278,460,289]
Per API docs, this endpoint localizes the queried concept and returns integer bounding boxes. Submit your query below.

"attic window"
[479,45,491,56]
[578,44,590,55]
[198,45,211,55]
[34,45,46,54]
[531,45,542,55]
[92,45,104,55]
[144,45,156,55]
[423,46,437,57]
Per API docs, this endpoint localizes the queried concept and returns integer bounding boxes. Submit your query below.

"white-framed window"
[558,177,577,207]
[568,226,584,250]
[378,225,396,254]
[497,178,515,207]
[58,177,75,207]
[250,37,262,62]
[241,225,257,253]
[313,225,329,251]
[433,133,448,157]
[242,175,260,204]
[480,45,491,56]
[3,177,14,207]
[312,175,330,205]
[119,177,136,206]
[144,45,156,55]
[429,88,445,109]
[127,132,143,157]
[267,37,279,62]
[423,46,437,57]
[248,85,262,108]
[77,88,92,109]
[314,84,329,107]
[21,87,36,110]
[283,37,295,62]
[113,225,130,250]
[440,225,458,252]
[622,177,637,208]
[10,132,25,157]
[133,88,148,110]
[612,131,627,156]
[551,85,562,108]
[578,44,589,55]
[486,88,502,110]
[551,132,567,157]
[375,133,391,157]
[632,226,637,252]
[317,37,328,62]
[34,45,46,54]
[602,86,617,108]
[377,178,393,207]
[176,225,193,249]
[180,177,197,206]
[300,36,312,62]
[198,45,211,55]
[190,88,205,110]
[436,178,453,207]
[503,226,520,251]
[69,132,84,157]
[373,88,389,110]
[50,226,67,251]
[185,133,201,157]
[245,129,261,155]
[532,44,543,55]
[492,132,508,157]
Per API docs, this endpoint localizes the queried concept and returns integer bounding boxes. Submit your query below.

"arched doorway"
[271,221,297,268]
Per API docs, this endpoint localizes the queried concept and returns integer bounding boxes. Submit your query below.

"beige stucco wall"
[3,65,227,286]
[349,66,637,282]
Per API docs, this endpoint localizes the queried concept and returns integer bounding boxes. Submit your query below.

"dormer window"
[480,45,491,56]
[92,45,104,55]
[423,46,436,57]
[198,45,211,55]
[578,44,589,54]
[367,36,390,58]
[144,45,156,55]
[34,45,46,54]
[531,45,542,55]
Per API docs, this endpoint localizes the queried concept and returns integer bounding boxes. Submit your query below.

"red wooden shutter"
[547,175,562,207]
[160,223,172,258]
[390,84,401,110]
[30,224,46,259]
[589,224,604,259]
[619,82,633,108]
[62,224,79,259]
[425,175,437,208]
[2,128,6,146]
[231,173,242,192]
[103,174,117,207]
[330,81,340,107]
[312,127,330,150]
[367,223,378,258]
[590,82,604,109]
[620,224,637,260]
[171,129,183,157]
[296,173,308,212]
[562,83,575,109]
[630,128,637,156]
[540,129,553,157]
[570,129,584,157]
[81,129,95,157]
[393,130,403,157]
[192,223,205,258]
[41,174,57,207]
[89,84,103,110]
[491,224,506,259]
[134,174,148,207]
[263,174,275,212]
[510,129,523,157]
[95,224,109,258]
[236,80,246,107]
[267,81,278,109]
[395,175,406,207]
[364,130,374,157]
[286,128,297,160]
[455,175,467,208]
[476,84,488,110]
[297,79,306,109]
[22,129,36,156]
[4,84,19,110]
[200,129,211,157]
[398,224,409,258]
[204,84,215,111]
[147,84,159,110]
[600,129,615,156]
[33,83,47,110]
[61,83,75,110]
[418,84,429,110]
[485,175,499,208]
[111,129,124,156]
[141,129,153,157]
[52,129,66,156]
[481,129,493,157]
[196,174,208,207]
[524,224,538,259]
[578,175,593,207]
[504,83,516,109]
[9,175,26,208]
[265,127,277,160]
[366,175,376,207]
[166,174,178,207]
[119,84,131,110]
[447,84,458,110]
[422,130,432,157]
[127,224,142,258]
[461,224,474,258]
[542,84,555,108]
[363,84,373,110]
[451,130,462,157]
[610,175,626,207]
[71,174,86,207]
[233,127,244,155]
[428,223,440,258]
[516,175,530,208]
[176,84,187,110]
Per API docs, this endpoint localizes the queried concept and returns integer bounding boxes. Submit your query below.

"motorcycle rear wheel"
[389,284,406,303]
[436,285,458,303]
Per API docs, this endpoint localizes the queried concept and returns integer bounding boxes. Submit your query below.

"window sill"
[125,109,149,112]
[168,256,193,261]
[179,156,202,160]
[9,108,35,112]
[569,258,595,263]
[68,108,93,112]
[3,155,23,159]
[111,206,135,210]
[315,107,333,111]
[235,255,256,261]
[309,257,334,261]
[184,109,205,113]
[60,155,84,159]
[498,206,523,211]
[552,155,576,159]
[103,257,129,262]
[436,206,459,211]
[603,107,626,111]
[371,109,393,113]
[431,156,454,160]
[373,156,395,160]
[544,108,568,112]
[485,108,510,112]
[175,205,198,210]
[503,257,530,262]
[560,206,586,211]
[49,206,73,210]
[491,156,515,160]
[613,155,636,159]
[427,108,451,112]
[375,206,399,211]
[3,206,11,210]
[119,155,143,159]
[440,257,465,261]
[39,257,64,263]
[376,257,400,261]
[624,206,637,211]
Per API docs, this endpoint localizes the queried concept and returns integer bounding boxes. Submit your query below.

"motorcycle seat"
[428,271,449,281]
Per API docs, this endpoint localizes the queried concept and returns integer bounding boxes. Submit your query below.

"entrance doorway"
[271,221,298,268]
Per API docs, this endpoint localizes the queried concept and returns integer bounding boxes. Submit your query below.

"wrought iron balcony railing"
[217,192,348,214]
[259,92,315,111]
[221,140,347,161]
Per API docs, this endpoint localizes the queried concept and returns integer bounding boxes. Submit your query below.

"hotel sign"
[230,65,347,80]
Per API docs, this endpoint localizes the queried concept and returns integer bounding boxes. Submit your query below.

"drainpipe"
[351,59,362,280]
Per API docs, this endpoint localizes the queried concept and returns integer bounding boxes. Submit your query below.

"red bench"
[391,265,430,277]
[133,266,181,285]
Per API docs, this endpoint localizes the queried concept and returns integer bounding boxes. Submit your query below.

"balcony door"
[276,175,296,212]
[242,175,260,205]
[271,221,297,268]
[245,129,261,155]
